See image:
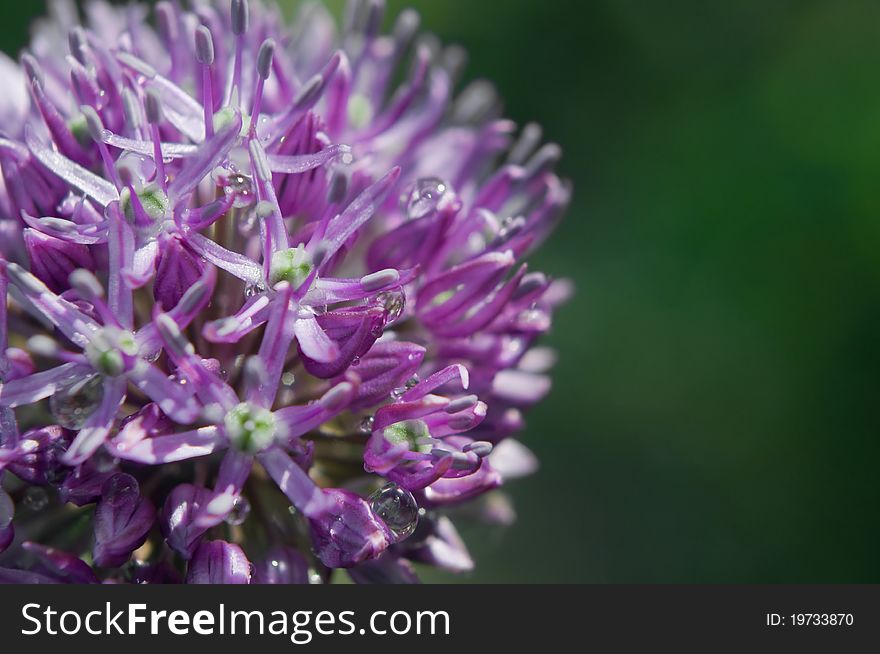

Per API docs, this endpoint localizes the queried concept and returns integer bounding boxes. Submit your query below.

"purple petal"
[348,553,421,584]
[248,283,294,408]
[153,233,205,309]
[258,447,327,517]
[193,450,253,529]
[0,486,13,554]
[168,111,242,201]
[268,144,351,173]
[252,546,310,584]
[22,542,98,584]
[25,126,119,206]
[24,229,94,294]
[126,361,201,424]
[186,540,251,584]
[294,314,340,364]
[113,426,222,465]
[93,473,156,567]
[320,167,401,264]
[162,483,212,559]
[0,363,93,408]
[62,377,126,466]
[299,307,385,379]
[307,489,394,569]
[405,516,473,572]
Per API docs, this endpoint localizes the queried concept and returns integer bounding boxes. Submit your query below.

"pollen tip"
[68,268,104,301]
[80,105,105,143]
[21,53,42,84]
[257,39,276,81]
[195,25,215,65]
[144,88,163,125]
[231,0,250,36]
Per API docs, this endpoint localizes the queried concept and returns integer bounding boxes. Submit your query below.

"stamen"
[68,27,88,66]
[26,335,60,358]
[512,272,548,301]
[444,395,479,414]
[195,25,216,139]
[231,0,250,107]
[392,9,420,52]
[69,268,116,326]
[320,382,355,411]
[243,355,268,391]
[68,269,104,302]
[20,53,42,85]
[155,2,180,73]
[144,89,168,192]
[81,106,122,190]
[155,313,195,359]
[250,39,275,132]
[507,122,543,166]
[121,88,142,133]
[524,143,562,181]
[463,441,493,457]
[360,269,399,292]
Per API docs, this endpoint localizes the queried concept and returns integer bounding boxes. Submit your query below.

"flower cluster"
[0,0,571,584]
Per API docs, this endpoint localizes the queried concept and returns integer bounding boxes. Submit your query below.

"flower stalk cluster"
[0,0,571,583]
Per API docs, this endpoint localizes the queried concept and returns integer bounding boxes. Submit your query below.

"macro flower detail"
[0,0,571,584]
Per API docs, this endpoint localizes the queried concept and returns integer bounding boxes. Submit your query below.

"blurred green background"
[4,0,880,582]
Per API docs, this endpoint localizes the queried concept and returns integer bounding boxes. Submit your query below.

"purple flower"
[0,0,570,583]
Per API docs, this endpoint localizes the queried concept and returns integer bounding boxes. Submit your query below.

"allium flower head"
[0,0,571,583]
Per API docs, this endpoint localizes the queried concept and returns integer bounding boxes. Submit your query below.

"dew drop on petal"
[50,374,105,430]
[225,496,251,526]
[244,283,264,299]
[401,177,449,220]
[369,482,420,541]
[377,289,406,326]
[359,415,375,434]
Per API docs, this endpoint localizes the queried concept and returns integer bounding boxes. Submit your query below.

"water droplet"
[225,496,251,526]
[23,487,49,511]
[359,415,375,434]
[124,559,150,584]
[376,290,406,326]
[518,306,547,329]
[308,569,323,584]
[401,178,449,220]
[350,355,361,367]
[49,374,104,430]
[218,171,256,209]
[244,283,265,299]
[391,375,419,400]
[281,372,296,387]
[369,482,419,541]
[329,515,343,537]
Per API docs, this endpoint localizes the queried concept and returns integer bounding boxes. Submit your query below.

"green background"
[3,0,879,582]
